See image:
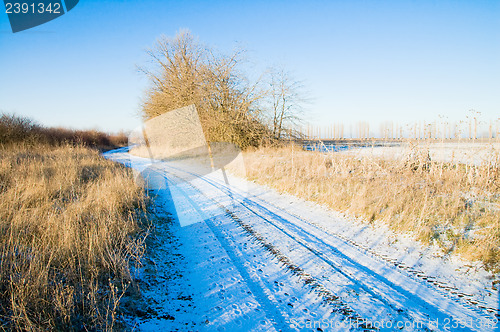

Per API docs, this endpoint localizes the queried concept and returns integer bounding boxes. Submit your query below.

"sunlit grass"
[240,145,500,271]
[0,144,147,330]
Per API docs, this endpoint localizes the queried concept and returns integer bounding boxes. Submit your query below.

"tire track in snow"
[104,151,498,331]
[231,189,495,314]
[153,165,426,330]
[155,162,495,331]
[160,169,373,330]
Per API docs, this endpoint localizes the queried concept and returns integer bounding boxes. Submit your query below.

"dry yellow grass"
[0,144,146,330]
[240,145,500,271]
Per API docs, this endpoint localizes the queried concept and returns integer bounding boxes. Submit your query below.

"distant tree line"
[0,113,127,149]
[302,114,500,141]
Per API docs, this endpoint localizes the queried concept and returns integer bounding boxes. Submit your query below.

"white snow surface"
[342,142,500,166]
[104,149,500,331]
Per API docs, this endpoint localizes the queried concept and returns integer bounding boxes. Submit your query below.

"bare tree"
[266,68,305,140]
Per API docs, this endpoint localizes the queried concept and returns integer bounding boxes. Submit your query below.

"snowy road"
[104,150,499,331]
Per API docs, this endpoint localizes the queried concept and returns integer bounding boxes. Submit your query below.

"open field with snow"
[343,141,500,166]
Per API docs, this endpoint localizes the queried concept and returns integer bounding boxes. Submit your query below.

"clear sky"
[1,0,499,133]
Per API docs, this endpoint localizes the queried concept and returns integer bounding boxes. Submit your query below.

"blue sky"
[1,0,499,133]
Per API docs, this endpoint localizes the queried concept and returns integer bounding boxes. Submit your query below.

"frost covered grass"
[0,144,147,330]
[240,145,500,271]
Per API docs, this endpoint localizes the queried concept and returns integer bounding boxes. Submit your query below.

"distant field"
[343,141,500,166]
[302,139,500,165]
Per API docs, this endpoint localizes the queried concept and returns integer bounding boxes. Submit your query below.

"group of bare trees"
[303,117,500,141]
[265,69,304,140]
[140,30,304,148]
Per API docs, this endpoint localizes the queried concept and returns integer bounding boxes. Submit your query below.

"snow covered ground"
[104,149,500,331]
[342,142,500,166]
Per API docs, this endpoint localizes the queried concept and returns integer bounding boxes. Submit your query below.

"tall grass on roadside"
[0,144,146,330]
[239,145,500,271]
